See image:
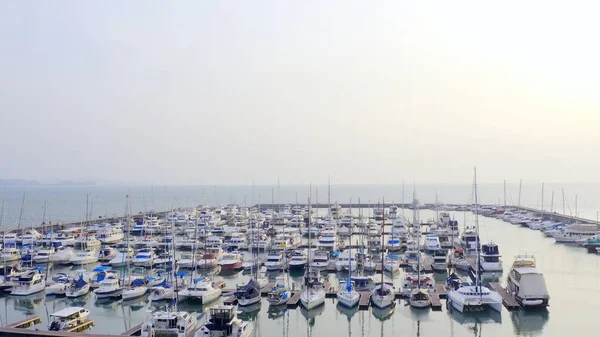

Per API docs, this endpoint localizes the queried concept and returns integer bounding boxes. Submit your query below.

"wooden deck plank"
[430,293,443,311]
[358,291,371,310]
[6,316,41,328]
[260,282,275,295]
[223,296,238,305]
[489,282,520,310]
[286,291,301,308]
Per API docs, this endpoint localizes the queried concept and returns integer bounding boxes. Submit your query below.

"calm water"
[0,183,599,228]
[0,210,598,336]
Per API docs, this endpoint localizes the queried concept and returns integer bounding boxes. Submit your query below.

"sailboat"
[267,275,290,306]
[371,198,395,309]
[447,168,503,313]
[337,199,360,308]
[409,253,431,308]
[121,195,148,301]
[300,196,325,310]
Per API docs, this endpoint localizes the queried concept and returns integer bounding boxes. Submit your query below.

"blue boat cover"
[75,275,87,287]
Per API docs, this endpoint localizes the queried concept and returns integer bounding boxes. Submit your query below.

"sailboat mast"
[503,180,507,208]
[474,168,482,294]
[541,183,545,212]
[550,191,555,213]
[518,179,522,208]
[17,192,26,232]
[349,197,352,280]
[380,197,385,288]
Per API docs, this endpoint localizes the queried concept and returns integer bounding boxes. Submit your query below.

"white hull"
[178,289,221,304]
[337,290,360,307]
[300,290,325,310]
[70,257,99,266]
[66,284,90,298]
[238,295,261,307]
[149,287,175,301]
[409,299,430,308]
[11,283,46,296]
[45,283,68,295]
[122,286,148,300]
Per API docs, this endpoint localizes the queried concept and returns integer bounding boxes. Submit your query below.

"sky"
[1,1,600,185]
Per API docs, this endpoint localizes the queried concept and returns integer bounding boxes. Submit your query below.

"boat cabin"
[49,307,90,331]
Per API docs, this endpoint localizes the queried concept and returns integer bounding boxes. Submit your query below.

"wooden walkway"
[358,291,371,310]
[260,282,275,295]
[489,282,520,310]
[430,293,442,311]
[286,291,302,308]
[5,316,41,328]
[434,284,448,298]
[212,281,225,289]
[223,296,237,305]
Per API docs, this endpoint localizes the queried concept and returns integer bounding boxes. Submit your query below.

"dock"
[120,324,143,336]
[358,291,371,310]
[223,296,238,305]
[260,282,275,295]
[5,316,42,328]
[286,291,302,308]
[430,293,442,310]
[489,282,520,310]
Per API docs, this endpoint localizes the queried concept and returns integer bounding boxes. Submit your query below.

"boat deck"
[489,282,520,310]
[223,296,237,305]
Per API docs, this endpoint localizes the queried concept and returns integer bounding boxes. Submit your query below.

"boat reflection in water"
[336,302,359,320]
[299,301,325,326]
[237,301,261,321]
[122,293,150,311]
[510,310,549,335]
[371,303,395,321]
[267,305,287,320]
[12,291,45,315]
[447,303,502,325]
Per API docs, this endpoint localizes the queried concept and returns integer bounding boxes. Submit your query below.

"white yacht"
[310,250,329,269]
[316,227,339,250]
[11,270,46,296]
[98,247,118,262]
[288,249,308,271]
[431,249,448,272]
[75,234,101,249]
[480,242,503,272]
[32,249,55,264]
[141,311,199,337]
[51,232,76,247]
[1,246,22,262]
[93,276,123,299]
[50,246,75,264]
[97,226,124,245]
[132,248,157,267]
[553,223,600,243]
[424,235,442,254]
[337,278,360,308]
[109,246,134,267]
[385,237,402,252]
[335,251,357,272]
[70,249,99,266]
[264,250,285,271]
[506,255,550,309]
[227,234,248,250]
[178,277,222,303]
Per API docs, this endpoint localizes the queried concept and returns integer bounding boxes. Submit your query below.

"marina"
[0,196,598,337]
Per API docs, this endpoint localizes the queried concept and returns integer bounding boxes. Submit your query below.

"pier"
[489,282,520,310]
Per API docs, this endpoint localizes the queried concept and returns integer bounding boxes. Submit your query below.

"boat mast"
[562,188,566,215]
[348,197,352,283]
[380,197,385,291]
[503,180,506,208]
[517,179,522,208]
[1,191,6,275]
[17,191,26,232]
[541,183,545,212]
[474,168,482,295]
[550,191,555,213]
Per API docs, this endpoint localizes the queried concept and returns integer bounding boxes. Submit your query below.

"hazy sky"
[2,1,599,185]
